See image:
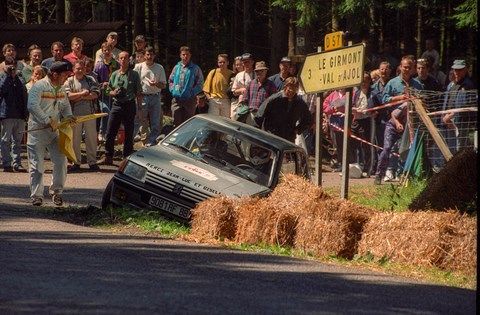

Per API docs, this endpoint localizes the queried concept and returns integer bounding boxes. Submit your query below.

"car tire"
[101,179,114,211]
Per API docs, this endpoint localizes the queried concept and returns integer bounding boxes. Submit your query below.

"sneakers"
[98,134,106,143]
[67,164,81,173]
[52,194,63,206]
[89,164,100,171]
[13,164,27,172]
[32,197,43,206]
[134,135,142,142]
[374,175,382,185]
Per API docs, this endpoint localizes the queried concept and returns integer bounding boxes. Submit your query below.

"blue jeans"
[375,122,402,177]
[1,118,25,168]
[134,93,162,145]
[98,93,112,136]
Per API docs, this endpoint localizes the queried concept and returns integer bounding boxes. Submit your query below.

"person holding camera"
[0,56,28,172]
[100,51,142,165]
[27,61,76,206]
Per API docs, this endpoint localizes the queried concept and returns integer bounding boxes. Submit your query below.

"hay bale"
[234,174,330,247]
[438,214,477,273]
[409,148,477,213]
[190,196,243,241]
[295,199,375,259]
[357,211,463,267]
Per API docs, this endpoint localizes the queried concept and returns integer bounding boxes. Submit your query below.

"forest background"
[0,0,477,78]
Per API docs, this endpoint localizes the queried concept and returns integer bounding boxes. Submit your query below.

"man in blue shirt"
[168,46,204,127]
[374,55,423,185]
[268,56,292,91]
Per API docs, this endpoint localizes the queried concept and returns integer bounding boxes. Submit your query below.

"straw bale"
[437,214,477,273]
[409,148,477,213]
[190,196,248,241]
[295,199,375,259]
[357,211,463,267]
[234,175,330,246]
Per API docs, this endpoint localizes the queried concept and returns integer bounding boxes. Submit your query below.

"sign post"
[299,38,365,197]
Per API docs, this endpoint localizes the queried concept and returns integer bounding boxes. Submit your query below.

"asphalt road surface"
[0,164,476,314]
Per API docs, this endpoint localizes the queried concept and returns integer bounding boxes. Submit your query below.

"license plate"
[148,195,191,219]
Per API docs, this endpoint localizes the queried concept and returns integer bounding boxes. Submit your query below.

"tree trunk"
[124,0,133,52]
[270,6,288,66]
[23,0,31,23]
[439,2,446,68]
[416,4,422,58]
[55,0,65,23]
[243,0,251,52]
[152,0,160,53]
[65,0,72,23]
[331,0,339,32]
[287,9,295,57]
[134,0,146,36]
[0,0,7,23]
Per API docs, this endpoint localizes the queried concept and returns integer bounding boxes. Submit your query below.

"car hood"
[128,145,270,198]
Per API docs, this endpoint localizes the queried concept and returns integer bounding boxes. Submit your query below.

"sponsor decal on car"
[170,160,218,181]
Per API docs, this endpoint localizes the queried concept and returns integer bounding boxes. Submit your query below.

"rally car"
[101,114,310,222]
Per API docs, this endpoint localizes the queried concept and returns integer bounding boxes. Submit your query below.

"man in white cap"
[27,61,76,206]
[95,31,122,63]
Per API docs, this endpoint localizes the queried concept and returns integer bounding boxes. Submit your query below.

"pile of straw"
[234,175,330,246]
[409,148,477,213]
[190,196,246,241]
[357,210,476,271]
[295,199,375,259]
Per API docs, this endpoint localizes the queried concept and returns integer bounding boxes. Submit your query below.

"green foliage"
[452,0,477,29]
[348,180,427,211]
[271,0,321,26]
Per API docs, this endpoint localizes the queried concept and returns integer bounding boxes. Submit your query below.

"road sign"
[324,31,344,51]
[299,44,365,94]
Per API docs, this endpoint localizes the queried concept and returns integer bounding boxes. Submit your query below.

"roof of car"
[194,114,302,151]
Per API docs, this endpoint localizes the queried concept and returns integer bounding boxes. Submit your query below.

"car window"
[280,151,298,176]
[161,117,276,187]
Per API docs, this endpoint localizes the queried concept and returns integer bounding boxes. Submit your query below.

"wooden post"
[412,98,453,161]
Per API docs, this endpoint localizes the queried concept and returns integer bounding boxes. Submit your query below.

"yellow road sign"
[299,44,365,94]
[324,31,344,51]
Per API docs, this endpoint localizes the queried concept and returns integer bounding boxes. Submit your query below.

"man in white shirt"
[133,46,166,146]
[230,52,255,120]
[94,32,122,63]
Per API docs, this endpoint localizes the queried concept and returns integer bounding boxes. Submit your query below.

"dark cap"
[49,61,72,74]
[241,53,253,61]
[280,56,291,63]
[107,31,118,38]
[134,35,145,42]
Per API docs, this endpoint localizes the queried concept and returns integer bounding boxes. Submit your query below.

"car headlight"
[122,161,147,183]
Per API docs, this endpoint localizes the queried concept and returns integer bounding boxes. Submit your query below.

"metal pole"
[340,87,353,199]
[314,93,324,186]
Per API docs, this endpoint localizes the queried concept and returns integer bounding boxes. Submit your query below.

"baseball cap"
[241,53,253,61]
[280,56,291,63]
[49,61,72,73]
[134,35,145,42]
[254,61,269,71]
[451,59,466,69]
[107,31,118,38]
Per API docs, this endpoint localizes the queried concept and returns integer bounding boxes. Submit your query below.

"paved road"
[0,166,476,314]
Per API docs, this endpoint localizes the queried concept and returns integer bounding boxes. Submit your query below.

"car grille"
[145,171,216,203]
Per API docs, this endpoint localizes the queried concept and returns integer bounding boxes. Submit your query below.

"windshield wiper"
[164,142,207,163]
[203,154,255,183]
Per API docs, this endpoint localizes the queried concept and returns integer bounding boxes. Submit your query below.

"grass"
[326,179,427,212]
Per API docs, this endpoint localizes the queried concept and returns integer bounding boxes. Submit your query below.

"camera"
[117,86,126,97]
[5,65,15,75]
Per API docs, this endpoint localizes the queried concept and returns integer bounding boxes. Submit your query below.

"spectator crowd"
[0,33,476,205]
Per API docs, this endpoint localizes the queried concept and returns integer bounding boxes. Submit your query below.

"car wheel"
[101,179,114,211]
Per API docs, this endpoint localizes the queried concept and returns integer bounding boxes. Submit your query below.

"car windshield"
[162,118,276,187]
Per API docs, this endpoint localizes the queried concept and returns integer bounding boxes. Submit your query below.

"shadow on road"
[0,222,476,314]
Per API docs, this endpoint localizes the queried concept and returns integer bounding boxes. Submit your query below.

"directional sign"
[299,44,365,94]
